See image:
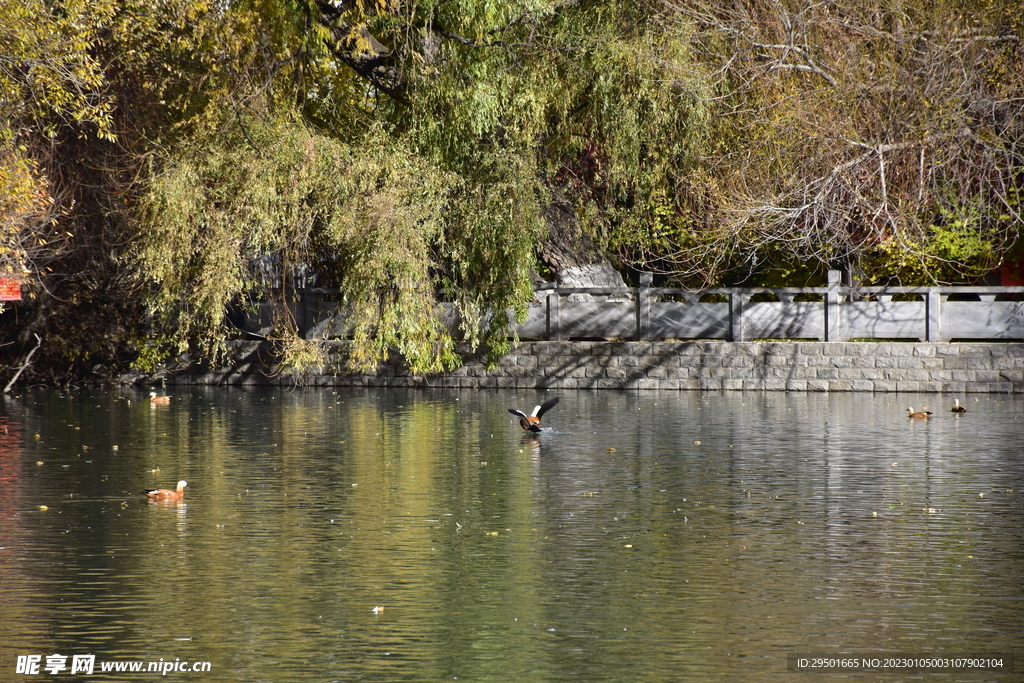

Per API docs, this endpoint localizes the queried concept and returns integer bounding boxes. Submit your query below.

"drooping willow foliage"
[131,0,711,373]
[136,113,512,373]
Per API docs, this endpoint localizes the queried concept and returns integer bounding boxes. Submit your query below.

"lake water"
[1,387,1021,682]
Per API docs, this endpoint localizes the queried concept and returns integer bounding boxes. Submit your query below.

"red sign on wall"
[0,278,22,301]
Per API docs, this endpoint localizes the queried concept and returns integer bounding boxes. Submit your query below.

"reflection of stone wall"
[160,340,1024,393]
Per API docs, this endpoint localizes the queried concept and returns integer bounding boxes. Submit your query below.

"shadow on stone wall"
[135,340,1024,393]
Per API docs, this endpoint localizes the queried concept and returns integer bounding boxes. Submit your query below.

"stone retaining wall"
[162,340,1024,392]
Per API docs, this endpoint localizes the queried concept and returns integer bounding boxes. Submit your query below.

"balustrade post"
[636,273,652,340]
[825,270,844,341]
[730,290,748,341]
[926,288,942,341]
[547,291,563,341]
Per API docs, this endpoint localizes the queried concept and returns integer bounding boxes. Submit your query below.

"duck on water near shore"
[508,397,559,433]
[907,407,933,419]
[951,399,967,413]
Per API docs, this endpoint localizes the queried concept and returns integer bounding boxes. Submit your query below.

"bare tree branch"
[4,334,41,393]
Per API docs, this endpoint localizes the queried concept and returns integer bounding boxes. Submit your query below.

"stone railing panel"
[942,300,1024,339]
[651,302,730,340]
[845,300,925,340]
[743,302,823,340]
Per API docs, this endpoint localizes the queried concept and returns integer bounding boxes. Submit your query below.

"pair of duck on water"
[908,399,968,419]
[143,397,561,502]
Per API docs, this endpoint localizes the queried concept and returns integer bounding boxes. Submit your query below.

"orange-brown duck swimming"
[142,480,187,501]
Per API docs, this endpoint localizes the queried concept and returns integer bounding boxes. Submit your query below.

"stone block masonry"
[159,340,1024,392]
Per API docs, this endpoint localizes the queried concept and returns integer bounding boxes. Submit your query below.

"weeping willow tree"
[135,112,540,373]
[364,0,715,274]
[128,0,554,374]
[130,0,712,374]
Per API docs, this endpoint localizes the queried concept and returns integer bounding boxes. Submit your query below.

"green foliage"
[390,3,709,217]
[438,150,545,357]
[864,203,1000,285]
[0,0,115,282]
[135,110,470,373]
[0,0,115,141]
